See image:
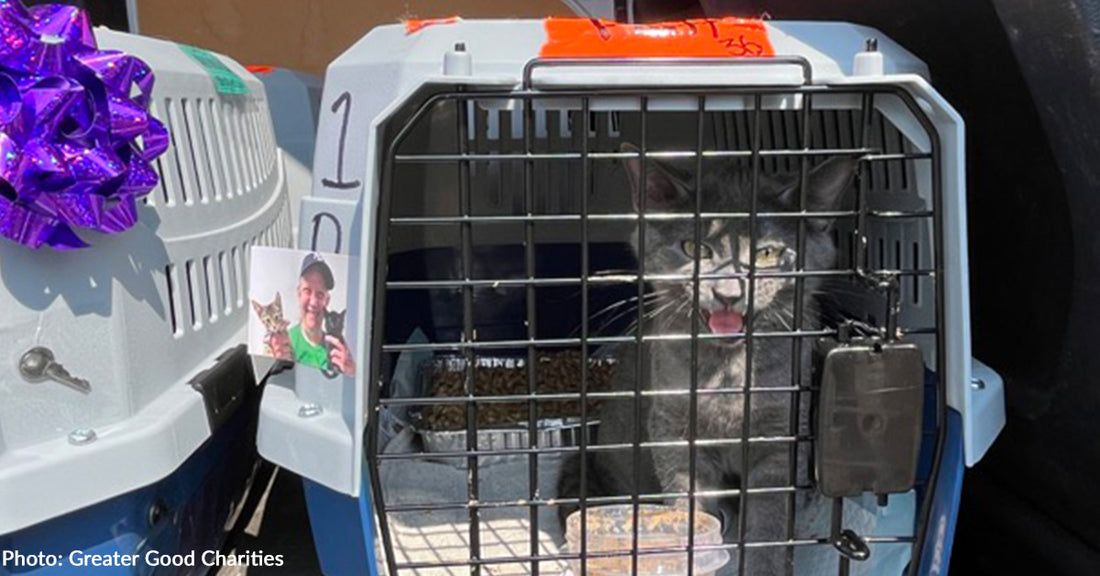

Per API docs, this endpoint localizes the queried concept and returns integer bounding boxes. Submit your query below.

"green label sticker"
[178,44,250,95]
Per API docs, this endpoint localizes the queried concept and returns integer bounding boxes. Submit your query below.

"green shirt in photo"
[289,324,328,370]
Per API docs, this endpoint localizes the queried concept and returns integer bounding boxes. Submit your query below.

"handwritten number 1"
[322,91,360,190]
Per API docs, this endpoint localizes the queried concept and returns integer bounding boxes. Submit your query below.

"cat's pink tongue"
[708,309,744,334]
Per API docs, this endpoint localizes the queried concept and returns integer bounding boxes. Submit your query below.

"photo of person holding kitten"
[264,252,356,377]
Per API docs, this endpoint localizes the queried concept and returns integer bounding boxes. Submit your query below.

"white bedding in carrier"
[0,28,292,534]
[276,17,1004,576]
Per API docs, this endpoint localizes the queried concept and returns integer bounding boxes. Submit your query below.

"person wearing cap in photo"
[268,253,356,376]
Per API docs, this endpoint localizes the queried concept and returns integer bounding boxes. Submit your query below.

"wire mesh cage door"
[366,62,946,576]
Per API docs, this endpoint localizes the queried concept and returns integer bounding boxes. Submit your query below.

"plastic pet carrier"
[249,65,323,240]
[275,17,1005,576]
[0,26,292,565]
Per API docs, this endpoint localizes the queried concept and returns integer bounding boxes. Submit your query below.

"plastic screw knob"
[833,529,871,561]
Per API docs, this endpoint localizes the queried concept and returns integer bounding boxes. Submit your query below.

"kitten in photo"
[321,308,347,378]
[251,293,290,357]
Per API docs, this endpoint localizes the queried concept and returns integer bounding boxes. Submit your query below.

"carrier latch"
[812,319,925,499]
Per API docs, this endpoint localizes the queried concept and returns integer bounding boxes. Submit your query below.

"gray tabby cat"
[558,144,857,575]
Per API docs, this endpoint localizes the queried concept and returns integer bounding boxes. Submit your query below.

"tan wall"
[138,0,574,78]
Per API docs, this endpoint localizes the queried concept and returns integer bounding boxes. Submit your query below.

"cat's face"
[251,293,287,332]
[324,309,346,336]
[620,144,856,338]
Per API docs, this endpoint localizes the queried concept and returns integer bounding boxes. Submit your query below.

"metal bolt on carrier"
[298,403,323,418]
[68,428,97,446]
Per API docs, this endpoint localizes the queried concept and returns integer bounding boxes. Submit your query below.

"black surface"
[964,1,1100,573]
[628,1,1090,573]
[218,465,323,576]
[190,345,257,432]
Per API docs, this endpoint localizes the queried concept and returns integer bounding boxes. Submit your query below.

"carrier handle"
[521,56,813,90]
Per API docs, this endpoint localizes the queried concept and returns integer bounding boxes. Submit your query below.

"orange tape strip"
[540,17,773,58]
[246,65,276,76]
[405,16,462,35]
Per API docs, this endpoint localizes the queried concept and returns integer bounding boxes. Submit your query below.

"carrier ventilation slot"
[252,107,264,172]
[461,107,914,220]
[203,255,217,322]
[165,264,181,336]
[164,99,190,204]
[267,112,277,171]
[240,241,250,293]
[198,98,226,201]
[244,105,260,186]
[153,157,170,206]
[253,107,263,185]
[219,251,232,315]
[175,99,203,203]
[232,246,244,308]
[231,105,251,190]
[231,106,248,190]
[242,106,256,183]
[218,101,243,196]
[257,107,272,175]
[181,99,210,203]
[184,259,200,330]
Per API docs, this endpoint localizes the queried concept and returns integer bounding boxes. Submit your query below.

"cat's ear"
[274,292,282,309]
[780,157,858,229]
[251,299,262,315]
[809,157,858,210]
[620,143,692,210]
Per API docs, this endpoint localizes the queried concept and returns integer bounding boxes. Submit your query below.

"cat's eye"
[755,245,785,268]
[681,240,713,259]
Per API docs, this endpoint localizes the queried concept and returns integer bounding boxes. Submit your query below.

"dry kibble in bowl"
[564,505,730,576]
[422,351,614,431]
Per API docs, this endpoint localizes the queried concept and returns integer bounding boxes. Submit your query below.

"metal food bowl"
[415,354,612,465]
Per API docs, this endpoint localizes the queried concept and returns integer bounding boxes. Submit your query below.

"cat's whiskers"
[590,290,670,321]
[643,298,680,321]
[585,290,673,336]
[595,296,670,331]
[617,290,691,336]
[767,308,795,332]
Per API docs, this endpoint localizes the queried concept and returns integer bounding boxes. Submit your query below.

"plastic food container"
[564,505,730,576]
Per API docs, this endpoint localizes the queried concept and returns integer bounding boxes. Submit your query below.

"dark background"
[64,0,1100,573]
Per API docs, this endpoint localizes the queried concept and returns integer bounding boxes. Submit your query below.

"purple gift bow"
[0,2,167,249]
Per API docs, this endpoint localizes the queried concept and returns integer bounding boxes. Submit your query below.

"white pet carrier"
[0,28,292,535]
[254,66,323,240]
[268,18,1006,576]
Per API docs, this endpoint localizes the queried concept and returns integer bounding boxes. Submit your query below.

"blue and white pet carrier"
[265,17,1006,576]
[0,26,292,570]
